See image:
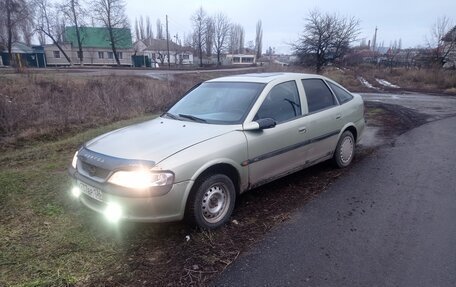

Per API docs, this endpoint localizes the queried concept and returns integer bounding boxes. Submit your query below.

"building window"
[53,51,60,58]
[107,52,113,59]
[117,52,123,59]
[233,57,240,63]
[77,51,83,58]
[182,54,190,60]
[241,57,254,63]
[98,51,104,59]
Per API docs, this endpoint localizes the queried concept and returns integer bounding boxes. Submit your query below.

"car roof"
[206,72,328,84]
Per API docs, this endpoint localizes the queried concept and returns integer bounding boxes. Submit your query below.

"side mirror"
[241,118,276,131]
[256,118,276,129]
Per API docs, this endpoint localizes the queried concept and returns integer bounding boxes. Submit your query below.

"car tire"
[333,131,355,168]
[186,174,236,229]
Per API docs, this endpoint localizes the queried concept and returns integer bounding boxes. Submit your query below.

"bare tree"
[191,6,207,67]
[145,16,153,42]
[229,23,244,54]
[61,0,86,65]
[156,18,163,39]
[37,29,46,45]
[135,15,151,43]
[183,32,193,47]
[35,0,72,64]
[134,17,139,41]
[426,16,455,67]
[386,39,401,72]
[239,26,245,54]
[139,15,145,40]
[213,12,230,65]
[91,0,129,66]
[0,0,31,65]
[205,16,214,57]
[255,20,263,59]
[293,10,360,73]
[20,17,34,45]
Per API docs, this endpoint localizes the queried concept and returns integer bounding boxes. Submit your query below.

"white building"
[225,54,256,65]
[134,39,194,66]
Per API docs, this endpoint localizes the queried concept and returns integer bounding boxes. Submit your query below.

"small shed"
[1,42,46,68]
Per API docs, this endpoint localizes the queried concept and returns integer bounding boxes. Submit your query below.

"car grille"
[80,161,111,181]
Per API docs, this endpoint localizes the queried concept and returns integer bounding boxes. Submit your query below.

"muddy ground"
[79,101,429,287]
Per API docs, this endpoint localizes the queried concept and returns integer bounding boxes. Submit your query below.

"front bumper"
[68,167,193,223]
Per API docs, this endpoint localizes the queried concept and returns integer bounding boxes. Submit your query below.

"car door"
[243,80,312,187]
[300,78,344,163]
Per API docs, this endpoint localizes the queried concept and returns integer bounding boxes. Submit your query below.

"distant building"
[443,26,456,69]
[133,38,194,67]
[44,27,134,66]
[225,54,256,65]
[1,42,46,67]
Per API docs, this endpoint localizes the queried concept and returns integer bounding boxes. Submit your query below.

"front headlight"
[107,169,174,189]
[71,151,79,169]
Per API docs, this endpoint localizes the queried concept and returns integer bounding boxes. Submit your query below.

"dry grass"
[351,65,456,93]
[0,74,194,146]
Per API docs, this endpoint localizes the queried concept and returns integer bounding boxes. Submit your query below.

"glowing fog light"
[71,151,79,169]
[104,202,123,223]
[71,186,81,198]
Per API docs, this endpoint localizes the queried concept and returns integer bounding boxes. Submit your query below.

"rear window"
[302,79,336,113]
[328,82,353,104]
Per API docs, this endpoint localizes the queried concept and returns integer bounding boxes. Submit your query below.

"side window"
[256,81,301,123]
[302,79,337,113]
[328,82,353,104]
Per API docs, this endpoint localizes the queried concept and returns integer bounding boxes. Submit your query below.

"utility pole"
[166,15,170,69]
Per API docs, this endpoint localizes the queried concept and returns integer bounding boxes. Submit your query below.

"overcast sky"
[125,0,456,54]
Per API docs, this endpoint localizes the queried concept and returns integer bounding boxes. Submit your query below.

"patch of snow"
[358,77,379,90]
[375,78,400,88]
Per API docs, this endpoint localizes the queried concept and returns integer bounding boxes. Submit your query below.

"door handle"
[298,127,307,133]
[336,114,342,120]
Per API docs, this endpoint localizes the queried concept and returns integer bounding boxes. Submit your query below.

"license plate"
[78,180,103,202]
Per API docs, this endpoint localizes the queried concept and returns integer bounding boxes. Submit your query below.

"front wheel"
[186,174,236,229]
[333,131,355,168]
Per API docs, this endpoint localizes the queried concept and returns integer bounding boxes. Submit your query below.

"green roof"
[64,27,132,49]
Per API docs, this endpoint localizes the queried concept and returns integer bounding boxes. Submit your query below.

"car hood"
[84,117,238,164]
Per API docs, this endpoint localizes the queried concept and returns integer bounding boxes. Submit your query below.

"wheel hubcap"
[201,184,230,223]
[340,136,354,164]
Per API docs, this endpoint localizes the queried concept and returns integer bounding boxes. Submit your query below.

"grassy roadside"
[0,102,422,286]
[0,115,155,286]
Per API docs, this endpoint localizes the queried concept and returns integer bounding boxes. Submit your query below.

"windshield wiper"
[162,112,179,120]
[178,114,207,123]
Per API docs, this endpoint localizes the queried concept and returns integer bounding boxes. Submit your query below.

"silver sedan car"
[68,73,365,229]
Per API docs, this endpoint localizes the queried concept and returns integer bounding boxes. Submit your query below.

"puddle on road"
[359,126,386,148]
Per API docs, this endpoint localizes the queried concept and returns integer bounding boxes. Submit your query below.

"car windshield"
[166,82,265,124]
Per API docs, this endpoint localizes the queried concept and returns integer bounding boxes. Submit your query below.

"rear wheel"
[186,174,236,229]
[333,131,355,168]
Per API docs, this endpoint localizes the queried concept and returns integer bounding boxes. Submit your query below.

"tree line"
[188,7,262,67]
[293,10,456,73]
[0,0,130,66]
[0,0,263,67]
[2,1,453,71]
